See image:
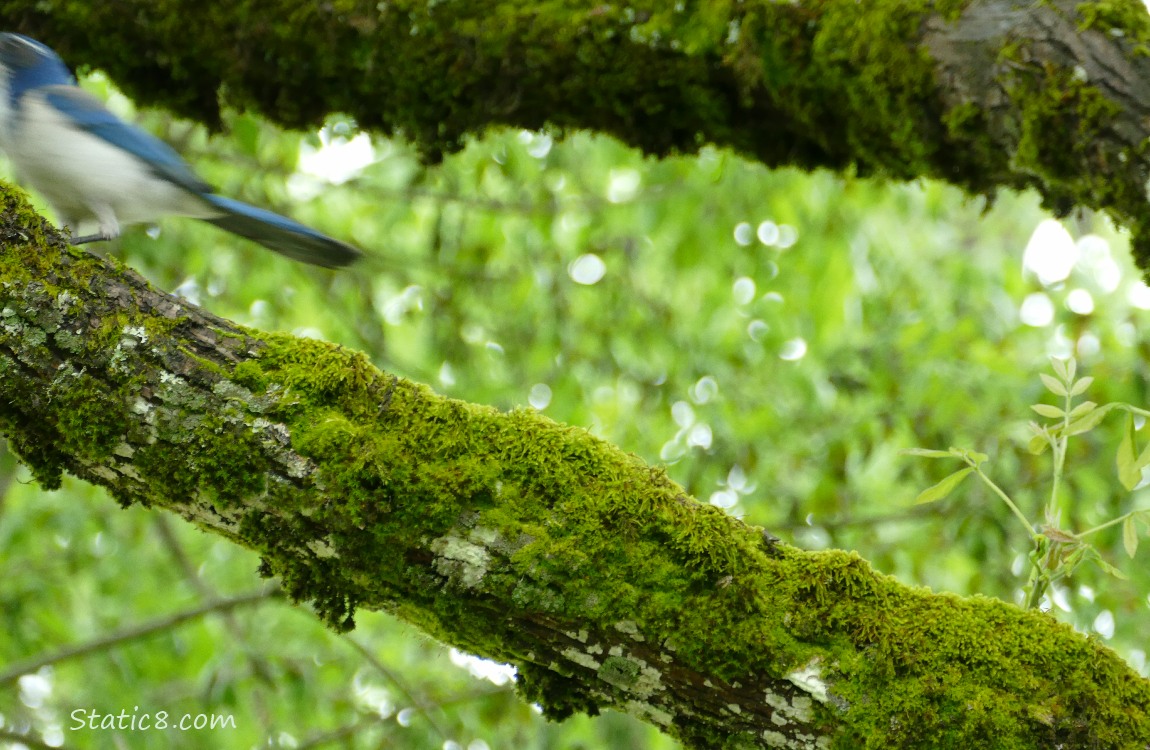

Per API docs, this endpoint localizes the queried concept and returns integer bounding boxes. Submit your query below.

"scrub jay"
[0,33,360,268]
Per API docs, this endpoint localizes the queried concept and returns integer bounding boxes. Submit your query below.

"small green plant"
[904,357,1150,610]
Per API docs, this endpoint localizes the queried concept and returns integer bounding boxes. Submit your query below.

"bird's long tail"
[200,194,361,269]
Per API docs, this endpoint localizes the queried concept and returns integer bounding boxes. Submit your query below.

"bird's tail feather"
[201,194,360,269]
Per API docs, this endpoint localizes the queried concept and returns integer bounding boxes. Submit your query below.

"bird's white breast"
[5,92,212,228]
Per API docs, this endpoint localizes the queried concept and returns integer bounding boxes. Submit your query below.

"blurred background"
[1,70,1149,749]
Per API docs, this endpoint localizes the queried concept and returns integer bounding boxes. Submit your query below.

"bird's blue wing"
[42,86,212,194]
[0,33,77,106]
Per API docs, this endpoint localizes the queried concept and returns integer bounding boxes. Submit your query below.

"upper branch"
[0,189,1147,748]
[5,1,1150,266]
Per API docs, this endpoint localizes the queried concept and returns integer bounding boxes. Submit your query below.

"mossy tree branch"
[3,0,1150,266]
[0,189,1148,748]
[2,2,1150,747]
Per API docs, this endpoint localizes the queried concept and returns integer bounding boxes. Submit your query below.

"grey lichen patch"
[430,532,491,588]
[120,325,148,346]
[762,730,787,748]
[598,655,641,689]
[107,326,149,373]
[562,647,602,671]
[596,654,664,699]
[158,371,188,387]
[763,728,831,750]
[86,463,117,482]
[625,699,674,728]
[250,418,313,479]
[180,496,243,533]
[212,378,257,402]
[614,619,645,641]
[785,659,829,704]
[566,629,590,643]
[117,464,141,481]
[53,327,87,354]
[108,344,131,375]
[0,302,49,348]
[511,578,567,613]
[764,689,814,724]
[469,524,503,549]
[306,538,338,559]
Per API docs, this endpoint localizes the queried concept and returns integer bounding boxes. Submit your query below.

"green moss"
[223,331,792,666]
[1076,1,1150,55]
[805,1,942,175]
[46,368,130,462]
[232,332,392,415]
[790,566,1150,748]
[1010,67,1120,192]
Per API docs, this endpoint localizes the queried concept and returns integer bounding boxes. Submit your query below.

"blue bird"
[0,33,360,268]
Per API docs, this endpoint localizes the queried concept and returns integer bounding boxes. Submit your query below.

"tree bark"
[0,192,1147,749]
[5,0,1150,267]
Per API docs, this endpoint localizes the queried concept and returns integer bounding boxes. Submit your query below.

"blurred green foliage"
[2,72,1150,748]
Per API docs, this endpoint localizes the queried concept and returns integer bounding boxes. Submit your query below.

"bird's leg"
[67,210,120,245]
[68,232,107,245]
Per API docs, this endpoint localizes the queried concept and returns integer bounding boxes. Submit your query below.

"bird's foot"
[67,213,120,245]
[68,232,108,245]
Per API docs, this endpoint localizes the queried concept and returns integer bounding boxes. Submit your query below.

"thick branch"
[0,190,1147,748]
[4,1,1150,266]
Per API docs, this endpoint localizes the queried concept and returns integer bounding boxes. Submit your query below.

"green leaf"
[1039,373,1066,396]
[1066,357,1077,382]
[900,448,955,459]
[1068,401,1096,419]
[1031,404,1064,419]
[1069,376,1093,396]
[913,467,973,505]
[1050,357,1069,381]
[964,450,989,465]
[1134,438,1150,475]
[944,447,988,465]
[1123,517,1139,559]
[1027,433,1050,455]
[1117,413,1141,491]
[1090,553,1128,580]
[1051,543,1089,580]
[1063,402,1119,436]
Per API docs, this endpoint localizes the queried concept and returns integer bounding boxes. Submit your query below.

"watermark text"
[70,707,236,732]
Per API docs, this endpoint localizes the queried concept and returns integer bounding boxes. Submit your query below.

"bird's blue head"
[0,33,75,106]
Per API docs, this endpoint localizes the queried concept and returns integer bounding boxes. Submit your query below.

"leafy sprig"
[903,358,1150,610]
